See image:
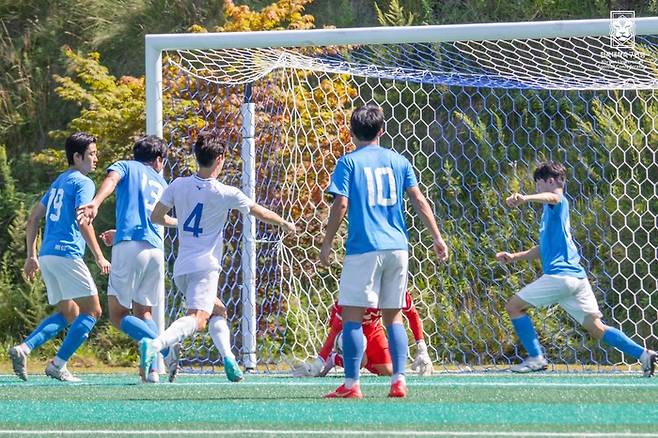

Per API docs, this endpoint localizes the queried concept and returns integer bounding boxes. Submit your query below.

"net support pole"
[145,42,166,373]
[240,83,258,371]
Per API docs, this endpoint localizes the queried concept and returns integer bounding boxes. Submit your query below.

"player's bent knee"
[371,364,393,376]
[196,318,208,331]
[86,307,103,320]
[212,299,227,318]
[108,305,129,329]
[505,296,526,317]
[133,303,152,321]
[582,315,606,340]
[187,310,210,331]
[58,300,80,323]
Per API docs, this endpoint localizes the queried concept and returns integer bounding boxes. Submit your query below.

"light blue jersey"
[108,160,167,250]
[39,169,95,258]
[327,145,418,255]
[539,196,587,278]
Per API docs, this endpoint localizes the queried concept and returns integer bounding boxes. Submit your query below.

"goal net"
[147,18,658,372]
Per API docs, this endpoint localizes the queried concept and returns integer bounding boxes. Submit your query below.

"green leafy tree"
[0,145,48,340]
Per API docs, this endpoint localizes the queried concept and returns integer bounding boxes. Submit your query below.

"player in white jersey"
[77,135,179,383]
[141,131,296,381]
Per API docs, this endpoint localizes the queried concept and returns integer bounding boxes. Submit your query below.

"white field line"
[0,379,655,388]
[1,431,658,437]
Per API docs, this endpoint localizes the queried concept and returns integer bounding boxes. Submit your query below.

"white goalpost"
[146,16,658,372]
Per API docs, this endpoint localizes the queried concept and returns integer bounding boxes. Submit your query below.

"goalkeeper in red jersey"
[293,291,433,377]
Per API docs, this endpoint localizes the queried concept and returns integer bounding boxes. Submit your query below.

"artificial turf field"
[0,372,657,437]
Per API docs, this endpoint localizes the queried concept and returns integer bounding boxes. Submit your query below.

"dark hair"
[65,132,97,165]
[133,135,167,163]
[350,104,384,142]
[193,131,227,167]
[533,161,566,187]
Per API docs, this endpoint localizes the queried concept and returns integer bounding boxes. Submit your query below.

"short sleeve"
[548,195,565,215]
[403,158,418,190]
[159,179,176,207]
[227,187,255,214]
[75,178,95,208]
[326,158,351,198]
[107,161,129,181]
[40,190,50,207]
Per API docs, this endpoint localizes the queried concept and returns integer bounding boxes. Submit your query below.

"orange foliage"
[218,0,315,32]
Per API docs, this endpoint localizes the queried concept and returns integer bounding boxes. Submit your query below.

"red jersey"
[318,292,423,361]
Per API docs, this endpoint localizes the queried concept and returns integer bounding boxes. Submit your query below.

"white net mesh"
[160,33,658,372]
[172,37,658,89]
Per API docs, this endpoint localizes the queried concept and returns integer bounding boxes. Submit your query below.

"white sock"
[344,378,359,389]
[208,316,235,360]
[392,373,406,385]
[52,356,66,368]
[153,316,197,352]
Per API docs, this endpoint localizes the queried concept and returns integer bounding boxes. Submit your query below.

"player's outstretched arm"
[249,204,296,234]
[495,245,540,264]
[150,201,178,228]
[23,202,46,281]
[79,221,110,274]
[319,195,348,266]
[406,186,448,262]
[505,192,561,208]
[76,171,121,225]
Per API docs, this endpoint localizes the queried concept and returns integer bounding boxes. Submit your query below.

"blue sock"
[143,318,168,358]
[386,323,409,376]
[342,321,364,380]
[511,315,543,357]
[23,313,68,351]
[55,314,97,362]
[120,315,157,342]
[602,327,645,359]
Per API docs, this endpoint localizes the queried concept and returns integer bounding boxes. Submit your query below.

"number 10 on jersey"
[364,167,397,207]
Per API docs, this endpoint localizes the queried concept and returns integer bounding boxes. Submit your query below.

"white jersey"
[159,174,254,277]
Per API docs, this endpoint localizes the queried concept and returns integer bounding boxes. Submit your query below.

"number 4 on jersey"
[183,202,204,237]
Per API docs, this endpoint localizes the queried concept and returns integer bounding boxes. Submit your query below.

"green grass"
[0,373,657,437]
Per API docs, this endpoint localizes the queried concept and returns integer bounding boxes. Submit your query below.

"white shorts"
[338,250,408,309]
[174,270,219,314]
[517,274,602,324]
[39,255,97,305]
[107,240,164,309]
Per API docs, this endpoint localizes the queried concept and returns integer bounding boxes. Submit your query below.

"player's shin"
[386,323,408,384]
[208,315,234,359]
[23,312,69,352]
[153,315,197,352]
[342,321,364,388]
[54,314,97,365]
[143,318,169,358]
[121,315,157,342]
[511,315,543,358]
[601,327,645,359]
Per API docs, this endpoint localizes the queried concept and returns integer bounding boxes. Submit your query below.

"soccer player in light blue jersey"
[8,132,110,382]
[496,161,657,376]
[320,104,449,398]
[77,135,179,383]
